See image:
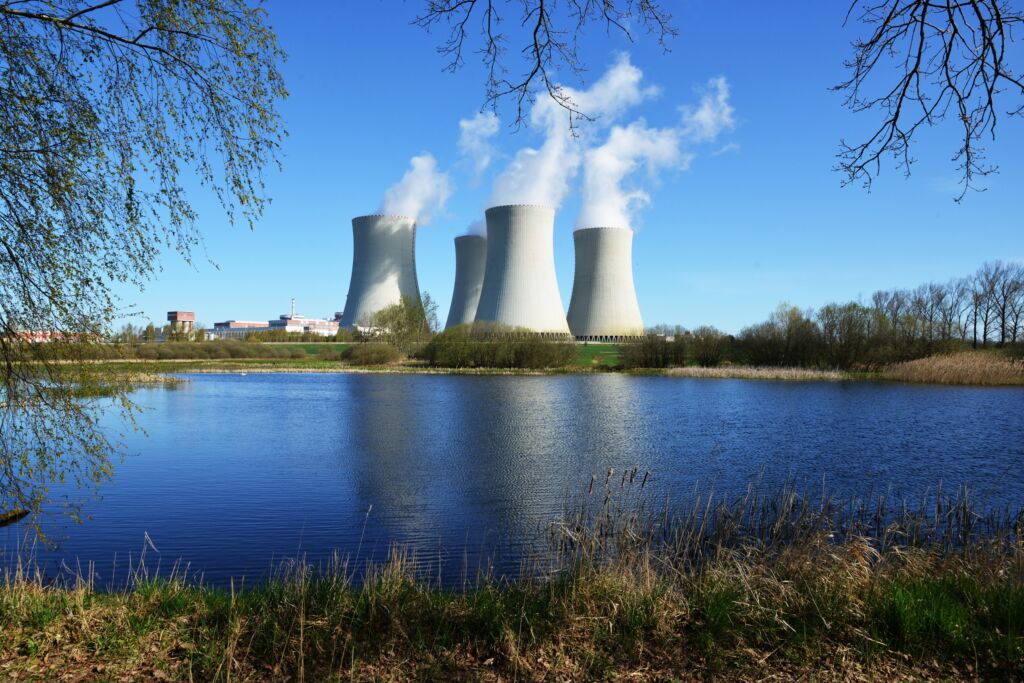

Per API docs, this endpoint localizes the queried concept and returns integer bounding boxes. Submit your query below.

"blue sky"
[117,1,1024,334]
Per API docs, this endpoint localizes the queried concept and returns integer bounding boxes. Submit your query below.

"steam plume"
[578,75,736,228]
[680,77,735,143]
[458,112,500,180]
[490,53,658,208]
[378,154,452,224]
[577,122,683,228]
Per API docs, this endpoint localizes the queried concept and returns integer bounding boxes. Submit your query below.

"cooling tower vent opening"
[485,203,556,212]
[353,213,417,221]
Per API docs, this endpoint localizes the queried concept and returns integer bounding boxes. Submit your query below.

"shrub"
[316,347,344,361]
[688,326,731,367]
[343,343,402,366]
[422,325,576,369]
[620,335,686,369]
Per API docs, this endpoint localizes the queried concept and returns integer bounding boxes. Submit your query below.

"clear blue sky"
[117,1,1024,334]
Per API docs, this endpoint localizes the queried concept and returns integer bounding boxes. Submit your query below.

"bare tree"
[415,0,675,127]
[938,278,971,341]
[837,1,1024,200]
[1008,273,1024,343]
[970,262,1003,346]
[991,261,1024,345]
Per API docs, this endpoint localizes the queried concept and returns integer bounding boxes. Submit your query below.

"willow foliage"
[0,0,286,528]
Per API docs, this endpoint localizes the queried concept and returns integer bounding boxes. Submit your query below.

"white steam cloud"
[466,218,486,236]
[490,53,658,208]
[577,122,683,228]
[458,111,500,180]
[578,75,737,229]
[378,154,452,225]
[680,76,735,143]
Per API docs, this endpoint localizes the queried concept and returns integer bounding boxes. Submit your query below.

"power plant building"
[474,205,570,336]
[340,215,422,329]
[444,234,487,329]
[566,227,644,340]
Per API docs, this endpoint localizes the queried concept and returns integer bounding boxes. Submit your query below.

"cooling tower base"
[575,334,645,343]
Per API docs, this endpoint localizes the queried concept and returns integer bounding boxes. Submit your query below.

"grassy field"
[2,482,1021,681]
[574,342,621,368]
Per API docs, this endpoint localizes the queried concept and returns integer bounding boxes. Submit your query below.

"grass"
[883,350,1024,386]
[575,343,622,368]
[1,479,1021,680]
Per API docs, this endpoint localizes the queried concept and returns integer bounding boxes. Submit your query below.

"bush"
[316,347,343,361]
[422,325,576,369]
[620,335,686,369]
[688,326,731,367]
[342,343,402,366]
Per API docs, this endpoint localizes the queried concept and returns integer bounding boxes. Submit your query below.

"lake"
[4,373,1023,586]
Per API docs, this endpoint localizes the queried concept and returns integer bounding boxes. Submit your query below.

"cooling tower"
[340,215,421,328]
[566,227,644,340]
[474,205,570,335]
[445,234,487,329]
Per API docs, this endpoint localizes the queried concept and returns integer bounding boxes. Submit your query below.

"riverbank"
[3,483,1021,681]
[49,349,1024,386]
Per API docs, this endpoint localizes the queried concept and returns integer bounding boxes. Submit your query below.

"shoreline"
[52,356,1024,386]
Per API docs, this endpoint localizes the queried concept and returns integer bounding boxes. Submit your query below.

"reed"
[884,350,1024,385]
[1,479,1021,681]
[665,365,848,381]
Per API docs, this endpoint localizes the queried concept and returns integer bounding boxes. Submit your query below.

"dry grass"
[884,351,1024,386]
[665,365,848,381]
[2,478,1021,681]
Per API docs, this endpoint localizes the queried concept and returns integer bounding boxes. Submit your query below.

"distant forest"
[642,261,1024,370]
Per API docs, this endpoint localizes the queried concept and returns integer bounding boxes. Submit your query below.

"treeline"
[111,324,356,344]
[636,261,1024,370]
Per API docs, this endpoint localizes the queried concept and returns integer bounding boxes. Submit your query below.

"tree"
[836,1,1024,200]
[1,0,285,525]
[365,294,434,351]
[417,2,1020,197]
[416,0,675,126]
[688,326,729,367]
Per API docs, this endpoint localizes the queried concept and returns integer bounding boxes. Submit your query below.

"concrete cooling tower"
[566,227,644,340]
[340,215,421,328]
[445,234,487,329]
[474,205,571,336]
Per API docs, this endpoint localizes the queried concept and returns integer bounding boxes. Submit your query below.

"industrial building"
[210,300,339,339]
[444,234,487,329]
[474,205,571,336]
[566,227,645,340]
[340,215,422,329]
[166,311,195,333]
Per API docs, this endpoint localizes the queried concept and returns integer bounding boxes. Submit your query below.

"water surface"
[5,373,1023,586]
